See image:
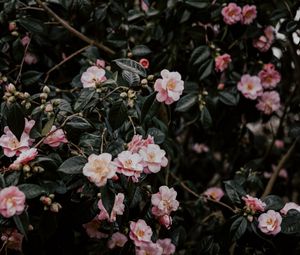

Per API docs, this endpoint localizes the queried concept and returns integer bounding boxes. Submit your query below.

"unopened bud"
[23,164,31,172]
[147,75,154,81]
[127,52,133,58]
[40,93,48,100]
[120,92,127,98]
[43,86,50,94]
[24,92,30,98]
[50,202,62,213]
[141,79,148,85]
[7,96,15,103]
[25,102,31,109]
[127,90,136,98]
[8,21,17,31]
[6,83,16,93]
[11,31,19,37]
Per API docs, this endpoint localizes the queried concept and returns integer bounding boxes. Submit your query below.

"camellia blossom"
[139,144,168,173]
[203,187,224,201]
[215,54,231,72]
[258,210,282,235]
[24,52,38,65]
[82,218,108,239]
[221,3,242,25]
[43,126,68,147]
[83,153,116,187]
[151,186,179,217]
[136,242,163,255]
[9,148,38,170]
[1,229,24,251]
[192,143,209,154]
[0,186,26,218]
[129,219,153,246]
[81,66,107,88]
[154,69,184,105]
[258,63,281,89]
[107,232,128,249]
[158,215,172,229]
[241,5,257,25]
[237,74,263,100]
[157,238,176,255]
[256,91,280,115]
[98,193,125,222]
[253,26,274,52]
[280,202,300,215]
[139,58,150,69]
[242,195,266,213]
[114,150,144,182]
[0,118,35,157]
[127,134,154,153]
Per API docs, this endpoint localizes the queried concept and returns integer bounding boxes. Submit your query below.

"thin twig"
[35,0,115,56]
[262,138,298,198]
[100,128,107,154]
[15,36,32,84]
[128,116,136,135]
[44,44,90,83]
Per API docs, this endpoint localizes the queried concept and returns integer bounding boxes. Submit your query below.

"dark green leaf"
[224,180,246,204]
[21,71,43,86]
[19,17,45,34]
[199,59,214,80]
[175,93,198,112]
[13,212,29,239]
[122,70,140,86]
[6,103,25,140]
[281,210,300,234]
[141,92,156,122]
[184,0,209,9]
[108,101,128,130]
[147,127,165,144]
[219,91,239,106]
[262,195,284,211]
[132,45,152,57]
[100,184,115,215]
[41,116,55,136]
[230,217,247,241]
[113,59,147,77]
[58,156,87,174]
[74,88,96,112]
[18,184,45,199]
[200,107,212,129]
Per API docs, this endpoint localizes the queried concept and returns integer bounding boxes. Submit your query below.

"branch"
[35,0,115,56]
[262,138,298,198]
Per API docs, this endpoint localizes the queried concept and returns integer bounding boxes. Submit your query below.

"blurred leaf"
[175,93,198,112]
[219,91,239,106]
[18,184,45,199]
[141,92,156,122]
[184,0,209,9]
[100,183,115,215]
[132,45,152,57]
[13,212,29,239]
[122,70,140,86]
[230,216,247,241]
[58,156,87,174]
[281,210,300,234]
[224,180,246,204]
[19,17,45,34]
[147,127,165,144]
[200,107,212,129]
[262,195,284,211]
[74,88,96,112]
[21,71,43,86]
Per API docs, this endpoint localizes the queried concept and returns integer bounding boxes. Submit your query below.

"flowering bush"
[0,0,300,254]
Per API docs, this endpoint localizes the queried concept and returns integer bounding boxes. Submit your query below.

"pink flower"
[98,193,125,222]
[157,238,176,255]
[154,69,184,105]
[217,83,225,90]
[158,215,173,229]
[241,5,257,25]
[139,58,150,69]
[203,187,224,201]
[274,140,284,149]
[82,218,108,239]
[151,186,179,217]
[264,166,288,180]
[136,242,163,255]
[256,91,280,115]
[280,202,300,215]
[8,22,17,31]
[83,153,116,187]
[0,186,26,218]
[1,229,23,251]
[107,232,128,249]
[24,52,37,65]
[96,59,105,68]
[258,64,281,89]
[221,3,242,25]
[127,135,154,153]
[9,148,38,170]
[81,66,107,88]
[253,26,275,52]
[215,54,231,72]
[258,210,282,235]
[21,35,30,46]
[0,118,35,157]
[43,126,68,147]
[129,219,153,246]
[192,143,209,154]
[237,74,263,100]
[242,195,266,213]
[114,150,144,182]
[139,144,168,173]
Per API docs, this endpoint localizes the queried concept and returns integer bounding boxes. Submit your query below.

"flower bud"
[43,86,50,94]
[8,21,17,31]
[24,92,30,98]
[11,31,19,37]
[127,52,133,58]
[23,164,31,172]
[141,79,148,85]
[50,202,62,213]
[127,90,136,98]
[40,93,48,100]
[7,96,16,104]
[147,75,154,81]
[120,92,127,98]
[6,83,16,93]
[25,102,31,109]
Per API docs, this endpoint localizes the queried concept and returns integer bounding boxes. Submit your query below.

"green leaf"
[200,106,212,129]
[184,0,209,9]
[285,20,298,33]
[100,184,115,215]
[199,59,214,80]
[122,70,140,86]
[281,210,300,234]
[74,88,96,112]
[113,59,147,77]
[141,92,156,122]
[13,212,29,239]
[230,217,247,241]
[58,156,87,174]
[129,186,143,208]
[108,101,128,130]
[175,93,198,112]
[18,184,45,199]
[262,195,284,211]
[65,116,93,131]
[147,127,165,144]
[19,17,45,34]
[41,116,55,136]
[219,91,239,106]
[132,45,152,57]
[224,180,246,204]
[21,71,43,86]
[190,45,211,66]
[6,103,25,140]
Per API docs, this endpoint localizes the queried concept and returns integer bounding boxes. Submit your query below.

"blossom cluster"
[221,3,257,25]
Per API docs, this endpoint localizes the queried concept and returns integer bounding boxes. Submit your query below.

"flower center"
[246,83,254,91]
[124,159,133,168]
[266,218,273,225]
[136,229,145,238]
[147,152,156,162]
[8,138,20,149]
[167,80,176,90]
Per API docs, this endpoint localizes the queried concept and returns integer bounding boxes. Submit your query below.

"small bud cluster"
[3,83,31,109]
[40,194,62,213]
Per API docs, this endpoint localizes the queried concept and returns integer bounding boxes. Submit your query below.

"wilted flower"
[256,91,280,115]
[221,3,242,25]
[237,74,263,100]
[258,210,282,235]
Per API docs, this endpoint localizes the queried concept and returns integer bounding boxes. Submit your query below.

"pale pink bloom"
[139,58,150,69]
[107,232,128,249]
[215,54,231,72]
[9,148,38,170]
[81,66,107,88]
[21,35,30,46]
[256,91,280,115]
[192,143,209,154]
[221,3,242,25]
[258,210,282,235]
[241,5,257,25]
[136,242,163,255]
[83,153,116,187]
[0,118,35,157]
[280,202,300,215]
[151,186,179,217]
[154,69,184,105]
[24,52,37,65]
[98,193,125,222]
[1,229,23,251]
[0,186,25,218]
[114,150,144,182]
[129,219,153,246]
[237,74,263,100]
[96,59,105,68]
[258,64,281,89]
[274,140,284,149]
[82,218,108,239]
[242,195,266,213]
[127,134,154,153]
[158,215,172,229]
[203,187,224,201]
[43,126,68,147]
[253,26,274,52]
[139,144,168,173]
[157,238,176,255]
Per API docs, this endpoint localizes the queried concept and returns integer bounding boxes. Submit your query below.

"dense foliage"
[0,0,300,254]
